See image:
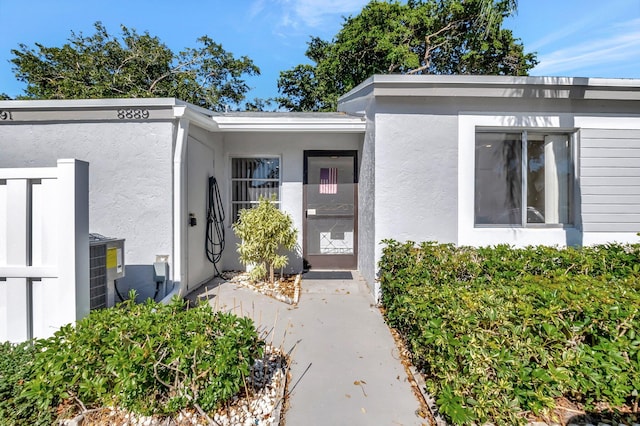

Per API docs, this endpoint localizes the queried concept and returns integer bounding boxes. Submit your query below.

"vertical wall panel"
[31,179,58,268]
[580,129,640,232]
[3,180,30,341]
[4,278,29,342]
[31,277,57,339]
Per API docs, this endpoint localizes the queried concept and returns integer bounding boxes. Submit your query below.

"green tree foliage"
[233,196,298,284]
[243,97,276,112]
[11,22,260,111]
[277,0,537,111]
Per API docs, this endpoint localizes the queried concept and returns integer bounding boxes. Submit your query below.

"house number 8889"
[117,109,149,119]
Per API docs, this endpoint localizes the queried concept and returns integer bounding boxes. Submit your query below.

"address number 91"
[117,109,149,119]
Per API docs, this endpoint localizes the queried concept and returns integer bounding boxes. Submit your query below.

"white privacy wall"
[0,159,89,343]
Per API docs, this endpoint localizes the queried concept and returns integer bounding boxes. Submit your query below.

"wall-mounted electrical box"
[89,233,125,309]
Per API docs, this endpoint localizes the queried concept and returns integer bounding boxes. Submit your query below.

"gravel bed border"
[226,272,302,305]
[61,345,289,426]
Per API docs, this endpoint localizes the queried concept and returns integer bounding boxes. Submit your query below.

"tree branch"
[407,20,462,75]
[148,54,202,93]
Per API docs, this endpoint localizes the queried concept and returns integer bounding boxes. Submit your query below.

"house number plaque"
[116,109,150,120]
[0,111,13,120]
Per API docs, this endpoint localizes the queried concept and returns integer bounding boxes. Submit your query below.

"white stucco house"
[1,75,639,300]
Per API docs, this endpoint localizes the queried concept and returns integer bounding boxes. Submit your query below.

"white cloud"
[532,18,640,77]
[282,0,369,28]
[248,0,267,19]
[527,16,593,52]
[250,0,368,37]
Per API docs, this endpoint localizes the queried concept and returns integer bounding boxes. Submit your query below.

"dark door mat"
[303,271,353,280]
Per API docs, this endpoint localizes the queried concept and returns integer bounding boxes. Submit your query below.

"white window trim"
[229,154,282,225]
[458,113,580,247]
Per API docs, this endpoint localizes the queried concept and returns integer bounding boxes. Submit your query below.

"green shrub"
[11,293,263,423]
[0,341,42,426]
[233,195,298,283]
[380,240,640,425]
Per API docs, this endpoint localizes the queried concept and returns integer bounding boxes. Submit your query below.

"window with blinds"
[231,157,280,222]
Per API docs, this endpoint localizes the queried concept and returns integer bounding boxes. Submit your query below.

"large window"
[231,157,280,222]
[475,131,572,226]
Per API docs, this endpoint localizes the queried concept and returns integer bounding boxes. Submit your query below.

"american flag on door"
[319,167,338,194]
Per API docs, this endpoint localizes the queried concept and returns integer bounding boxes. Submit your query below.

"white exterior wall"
[0,121,175,301]
[357,117,376,293]
[375,112,459,243]
[219,132,362,273]
[340,76,640,299]
[371,111,459,295]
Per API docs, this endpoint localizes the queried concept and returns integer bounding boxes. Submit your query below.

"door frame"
[303,150,358,270]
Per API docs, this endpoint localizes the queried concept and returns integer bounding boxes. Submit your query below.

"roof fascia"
[0,98,220,128]
[0,98,181,109]
[173,105,219,131]
[337,75,640,104]
[211,116,366,133]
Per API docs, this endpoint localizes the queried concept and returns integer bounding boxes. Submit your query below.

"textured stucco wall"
[0,121,174,300]
[219,132,362,273]
[374,108,459,258]
[357,116,377,294]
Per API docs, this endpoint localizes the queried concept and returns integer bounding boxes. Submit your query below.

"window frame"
[458,113,583,248]
[229,155,282,225]
[474,128,575,229]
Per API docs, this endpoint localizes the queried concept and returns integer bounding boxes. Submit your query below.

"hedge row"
[379,240,640,425]
[0,294,263,425]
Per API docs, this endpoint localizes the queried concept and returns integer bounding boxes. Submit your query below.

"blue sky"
[1,0,639,103]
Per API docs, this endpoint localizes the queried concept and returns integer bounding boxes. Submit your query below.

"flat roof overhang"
[211,113,366,133]
[338,75,640,105]
[0,98,220,129]
[0,99,366,133]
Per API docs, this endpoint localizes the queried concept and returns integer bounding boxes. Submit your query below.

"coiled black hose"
[205,176,225,276]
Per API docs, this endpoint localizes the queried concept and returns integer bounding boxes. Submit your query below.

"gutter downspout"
[172,110,190,298]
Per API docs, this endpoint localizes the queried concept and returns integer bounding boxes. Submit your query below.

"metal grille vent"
[89,244,107,310]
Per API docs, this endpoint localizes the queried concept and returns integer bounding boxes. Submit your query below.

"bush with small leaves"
[0,341,43,426]
[380,240,640,425]
[9,291,263,423]
[233,195,298,283]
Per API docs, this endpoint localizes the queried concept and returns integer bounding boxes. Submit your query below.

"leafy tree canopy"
[277,0,537,111]
[11,22,260,111]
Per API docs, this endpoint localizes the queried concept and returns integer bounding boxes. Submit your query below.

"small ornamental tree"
[233,196,298,283]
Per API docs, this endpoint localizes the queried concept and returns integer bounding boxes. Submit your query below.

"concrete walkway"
[189,271,427,426]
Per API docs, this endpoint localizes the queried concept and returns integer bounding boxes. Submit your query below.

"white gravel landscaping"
[62,345,289,426]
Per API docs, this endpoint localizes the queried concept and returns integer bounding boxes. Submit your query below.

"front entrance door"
[303,150,357,269]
